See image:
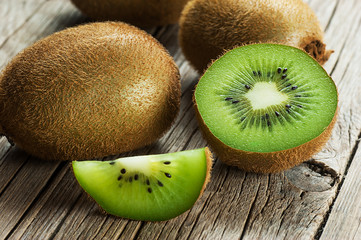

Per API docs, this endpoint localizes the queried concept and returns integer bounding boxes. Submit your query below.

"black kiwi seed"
[253,71,257,76]
[286,84,291,87]
[146,179,150,185]
[286,109,291,114]
[277,67,282,73]
[158,181,163,187]
[232,100,240,104]
[121,168,126,174]
[109,162,115,165]
[265,113,269,119]
[117,175,122,181]
[165,173,171,178]
[225,97,233,101]
[295,95,302,98]
[291,86,298,90]
[147,188,152,193]
[134,174,139,180]
[275,111,280,117]
[298,105,303,108]
[258,70,261,76]
[163,161,171,165]
[285,104,291,108]
[241,116,246,121]
[282,74,287,79]
[245,84,251,89]
[283,68,288,73]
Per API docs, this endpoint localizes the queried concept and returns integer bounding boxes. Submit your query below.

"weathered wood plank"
[0,0,47,46]
[0,157,60,239]
[0,0,86,69]
[319,14,361,239]
[0,148,28,194]
[320,144,361,240]
[7,164,79,239]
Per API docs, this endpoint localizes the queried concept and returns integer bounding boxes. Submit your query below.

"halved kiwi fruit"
[179,0,333,72]
[71,0,190,27]
[72,147,213,221]
[194,44,338,173]
[0,22,180,161]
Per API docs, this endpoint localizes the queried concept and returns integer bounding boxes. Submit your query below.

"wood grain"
[0,0,360,239]
[320,143,361,240]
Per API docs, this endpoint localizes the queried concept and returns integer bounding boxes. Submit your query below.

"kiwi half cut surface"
[194,44,338,173]
[72,148,213,221]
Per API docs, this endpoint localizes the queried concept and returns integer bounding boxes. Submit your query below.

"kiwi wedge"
[194,44,338,173]
[71,0,190,27]
[0,22,180,161]
[179,0,333,72]
[72,148,213,221]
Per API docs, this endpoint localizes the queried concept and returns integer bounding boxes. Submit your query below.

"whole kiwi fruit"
[179,0,333,73]
[71,0,190,27]
[0,22,180,161]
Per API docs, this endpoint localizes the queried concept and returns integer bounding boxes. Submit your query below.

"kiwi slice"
[179,0,333,72]
[71,0,190,27]
[0,22,180,161]
[72,148,213,221]
[194,44,338,173]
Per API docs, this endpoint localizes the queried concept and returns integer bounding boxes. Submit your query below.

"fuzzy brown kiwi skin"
[0,22,180,161]
[179,0,333,73]
[71,0,190,27]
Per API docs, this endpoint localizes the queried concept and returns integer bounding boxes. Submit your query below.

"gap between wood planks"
[315,131,361,239]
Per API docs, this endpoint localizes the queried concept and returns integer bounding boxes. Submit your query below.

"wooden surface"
[0,0,360,239]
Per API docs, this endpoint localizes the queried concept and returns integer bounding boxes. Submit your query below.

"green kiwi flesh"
[72,148,213,221]
[194,44,338,173]
[71,0,190,27]
[0,22,180,161]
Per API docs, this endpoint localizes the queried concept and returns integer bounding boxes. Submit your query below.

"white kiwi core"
[245,82,289,110]
[114,155,153,176]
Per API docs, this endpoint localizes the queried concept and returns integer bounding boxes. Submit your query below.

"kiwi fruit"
[72,147,213,221]
[179,0,333,73]
[194,44,338,173]
[71,0,190,27]
[0,22,180,161]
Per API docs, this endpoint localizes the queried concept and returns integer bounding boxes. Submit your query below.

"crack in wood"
[324,0,340,31]
[5,161,66,239]
[314,130,361,239]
